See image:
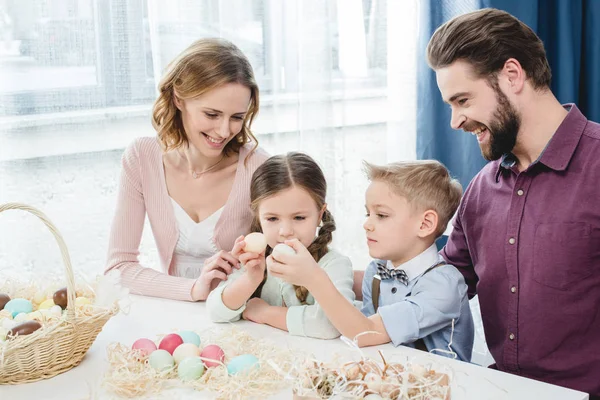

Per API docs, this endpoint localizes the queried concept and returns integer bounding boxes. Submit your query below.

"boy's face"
[363,180,423,266]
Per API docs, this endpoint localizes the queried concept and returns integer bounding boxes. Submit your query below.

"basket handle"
[0,202,77,317]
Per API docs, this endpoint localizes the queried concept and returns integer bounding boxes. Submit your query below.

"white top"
[170,198,224,279]
[206,249,356,340]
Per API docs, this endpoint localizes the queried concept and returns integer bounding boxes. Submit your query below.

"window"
[0,0,417,278]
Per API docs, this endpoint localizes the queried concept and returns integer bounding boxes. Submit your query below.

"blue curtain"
[417,0,600,188]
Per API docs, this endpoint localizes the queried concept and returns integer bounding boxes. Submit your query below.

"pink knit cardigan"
[105,137,269,301]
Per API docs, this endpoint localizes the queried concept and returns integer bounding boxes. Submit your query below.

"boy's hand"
[267,239,322,289]
[242,297,271,324]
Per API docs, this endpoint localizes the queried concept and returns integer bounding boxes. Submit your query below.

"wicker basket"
[0,202,118,384]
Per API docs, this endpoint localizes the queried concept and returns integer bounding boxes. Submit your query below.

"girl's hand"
[191,250,240,301]
[233,235,266,282]
[267,239,321,289]
[242,297,271,324]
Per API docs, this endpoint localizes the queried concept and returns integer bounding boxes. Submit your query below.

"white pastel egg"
[14,312,29,322]
[50,305,63,317]
[2,318,17,331]
[244,232,267,254]
[272,243,296,260]
[33,291,47,305]
[173,343,200,364]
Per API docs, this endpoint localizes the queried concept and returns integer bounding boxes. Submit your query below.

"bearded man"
[427,8,600,398]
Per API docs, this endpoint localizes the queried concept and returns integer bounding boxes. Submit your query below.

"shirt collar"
[383,244,440,282]
[495,104,586,181]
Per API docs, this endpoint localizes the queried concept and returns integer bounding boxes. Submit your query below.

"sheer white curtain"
[0,0,417,278]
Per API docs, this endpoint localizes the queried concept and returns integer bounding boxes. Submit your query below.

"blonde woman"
[105,38,269,301]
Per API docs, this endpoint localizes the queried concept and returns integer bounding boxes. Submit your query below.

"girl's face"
[257,186,324,250]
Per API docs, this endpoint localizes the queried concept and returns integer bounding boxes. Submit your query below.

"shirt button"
[509,333,515,340]
[517,189,524,196]
[508,237,516,245]
[391,287,397,294]
[510,286,517,293]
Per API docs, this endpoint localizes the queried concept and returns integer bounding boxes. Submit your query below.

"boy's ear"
[418,209,438,238]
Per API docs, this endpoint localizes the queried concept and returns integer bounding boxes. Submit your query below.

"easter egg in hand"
[53,288,69,309]
[4,299,33,318]
[177,356,205,381]
[148,349,174,372]
[177,330,201,347]
[227,354,259,375]
[132,338,157,357]
[200,344,225,368]
[272,243,296,261]
[0,293,11,311]
[244,232,267,254]
[173,343,200,364]
[158,333,184,355]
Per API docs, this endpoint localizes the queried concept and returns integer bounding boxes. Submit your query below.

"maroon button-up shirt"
[442,104,600,396]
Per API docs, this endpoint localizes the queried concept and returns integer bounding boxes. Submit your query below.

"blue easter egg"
[227,354,259,376]
[177,330,201,347]
[5,298,33,318]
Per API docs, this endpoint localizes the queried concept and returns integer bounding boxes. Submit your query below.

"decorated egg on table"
[0,293,11,310]
[272,243,296,260]
[227,354,259,376]
[148,349,174,372]
[177,356,205,381]
[200,344,225,368]
[158,333,184,355]
[173,343,200,364]
[8,320,42,338]
[4,298,33,318]
[244,232,267,254]
[177,330,201,347]
[38,299,55,310]
[132,338,157,357]
[53,288,69,309]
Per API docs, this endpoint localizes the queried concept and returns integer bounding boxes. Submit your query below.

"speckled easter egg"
[226,354,259,376]
[158,333,184,355]
[132,338,157,357]
[177,330,201,347]
[177,356,205,381]
[173,343,200,364]
[148,349,174,372]
[4,298,33,318]
[200,344,225,368]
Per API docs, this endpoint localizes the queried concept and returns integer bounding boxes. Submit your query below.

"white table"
[0,295,589,399]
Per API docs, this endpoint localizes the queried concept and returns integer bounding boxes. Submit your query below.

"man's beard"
[466,83,521,161]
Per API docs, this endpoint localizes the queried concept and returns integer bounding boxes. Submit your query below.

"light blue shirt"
[361,244,474,362]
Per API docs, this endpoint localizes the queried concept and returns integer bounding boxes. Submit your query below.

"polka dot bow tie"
[376,264,409,285]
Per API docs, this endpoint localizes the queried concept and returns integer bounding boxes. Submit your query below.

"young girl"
[206,152,355,339]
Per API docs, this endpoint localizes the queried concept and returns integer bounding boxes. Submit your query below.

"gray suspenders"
[371,260,446,352]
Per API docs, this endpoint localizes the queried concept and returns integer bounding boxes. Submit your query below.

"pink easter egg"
[159,333,184,355]
[132,338,157,357]
[200,344,225,368]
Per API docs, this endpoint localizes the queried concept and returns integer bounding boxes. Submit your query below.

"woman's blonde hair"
[364,160,463,238]
[249,153,335,304]
[152,38,259,157]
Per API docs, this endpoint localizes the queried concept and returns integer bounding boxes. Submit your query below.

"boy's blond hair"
[364,160,462,238]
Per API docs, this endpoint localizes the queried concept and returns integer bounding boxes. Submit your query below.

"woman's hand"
[191,249,240,301]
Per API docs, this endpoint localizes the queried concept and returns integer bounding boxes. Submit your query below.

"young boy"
[268,160,474,362]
